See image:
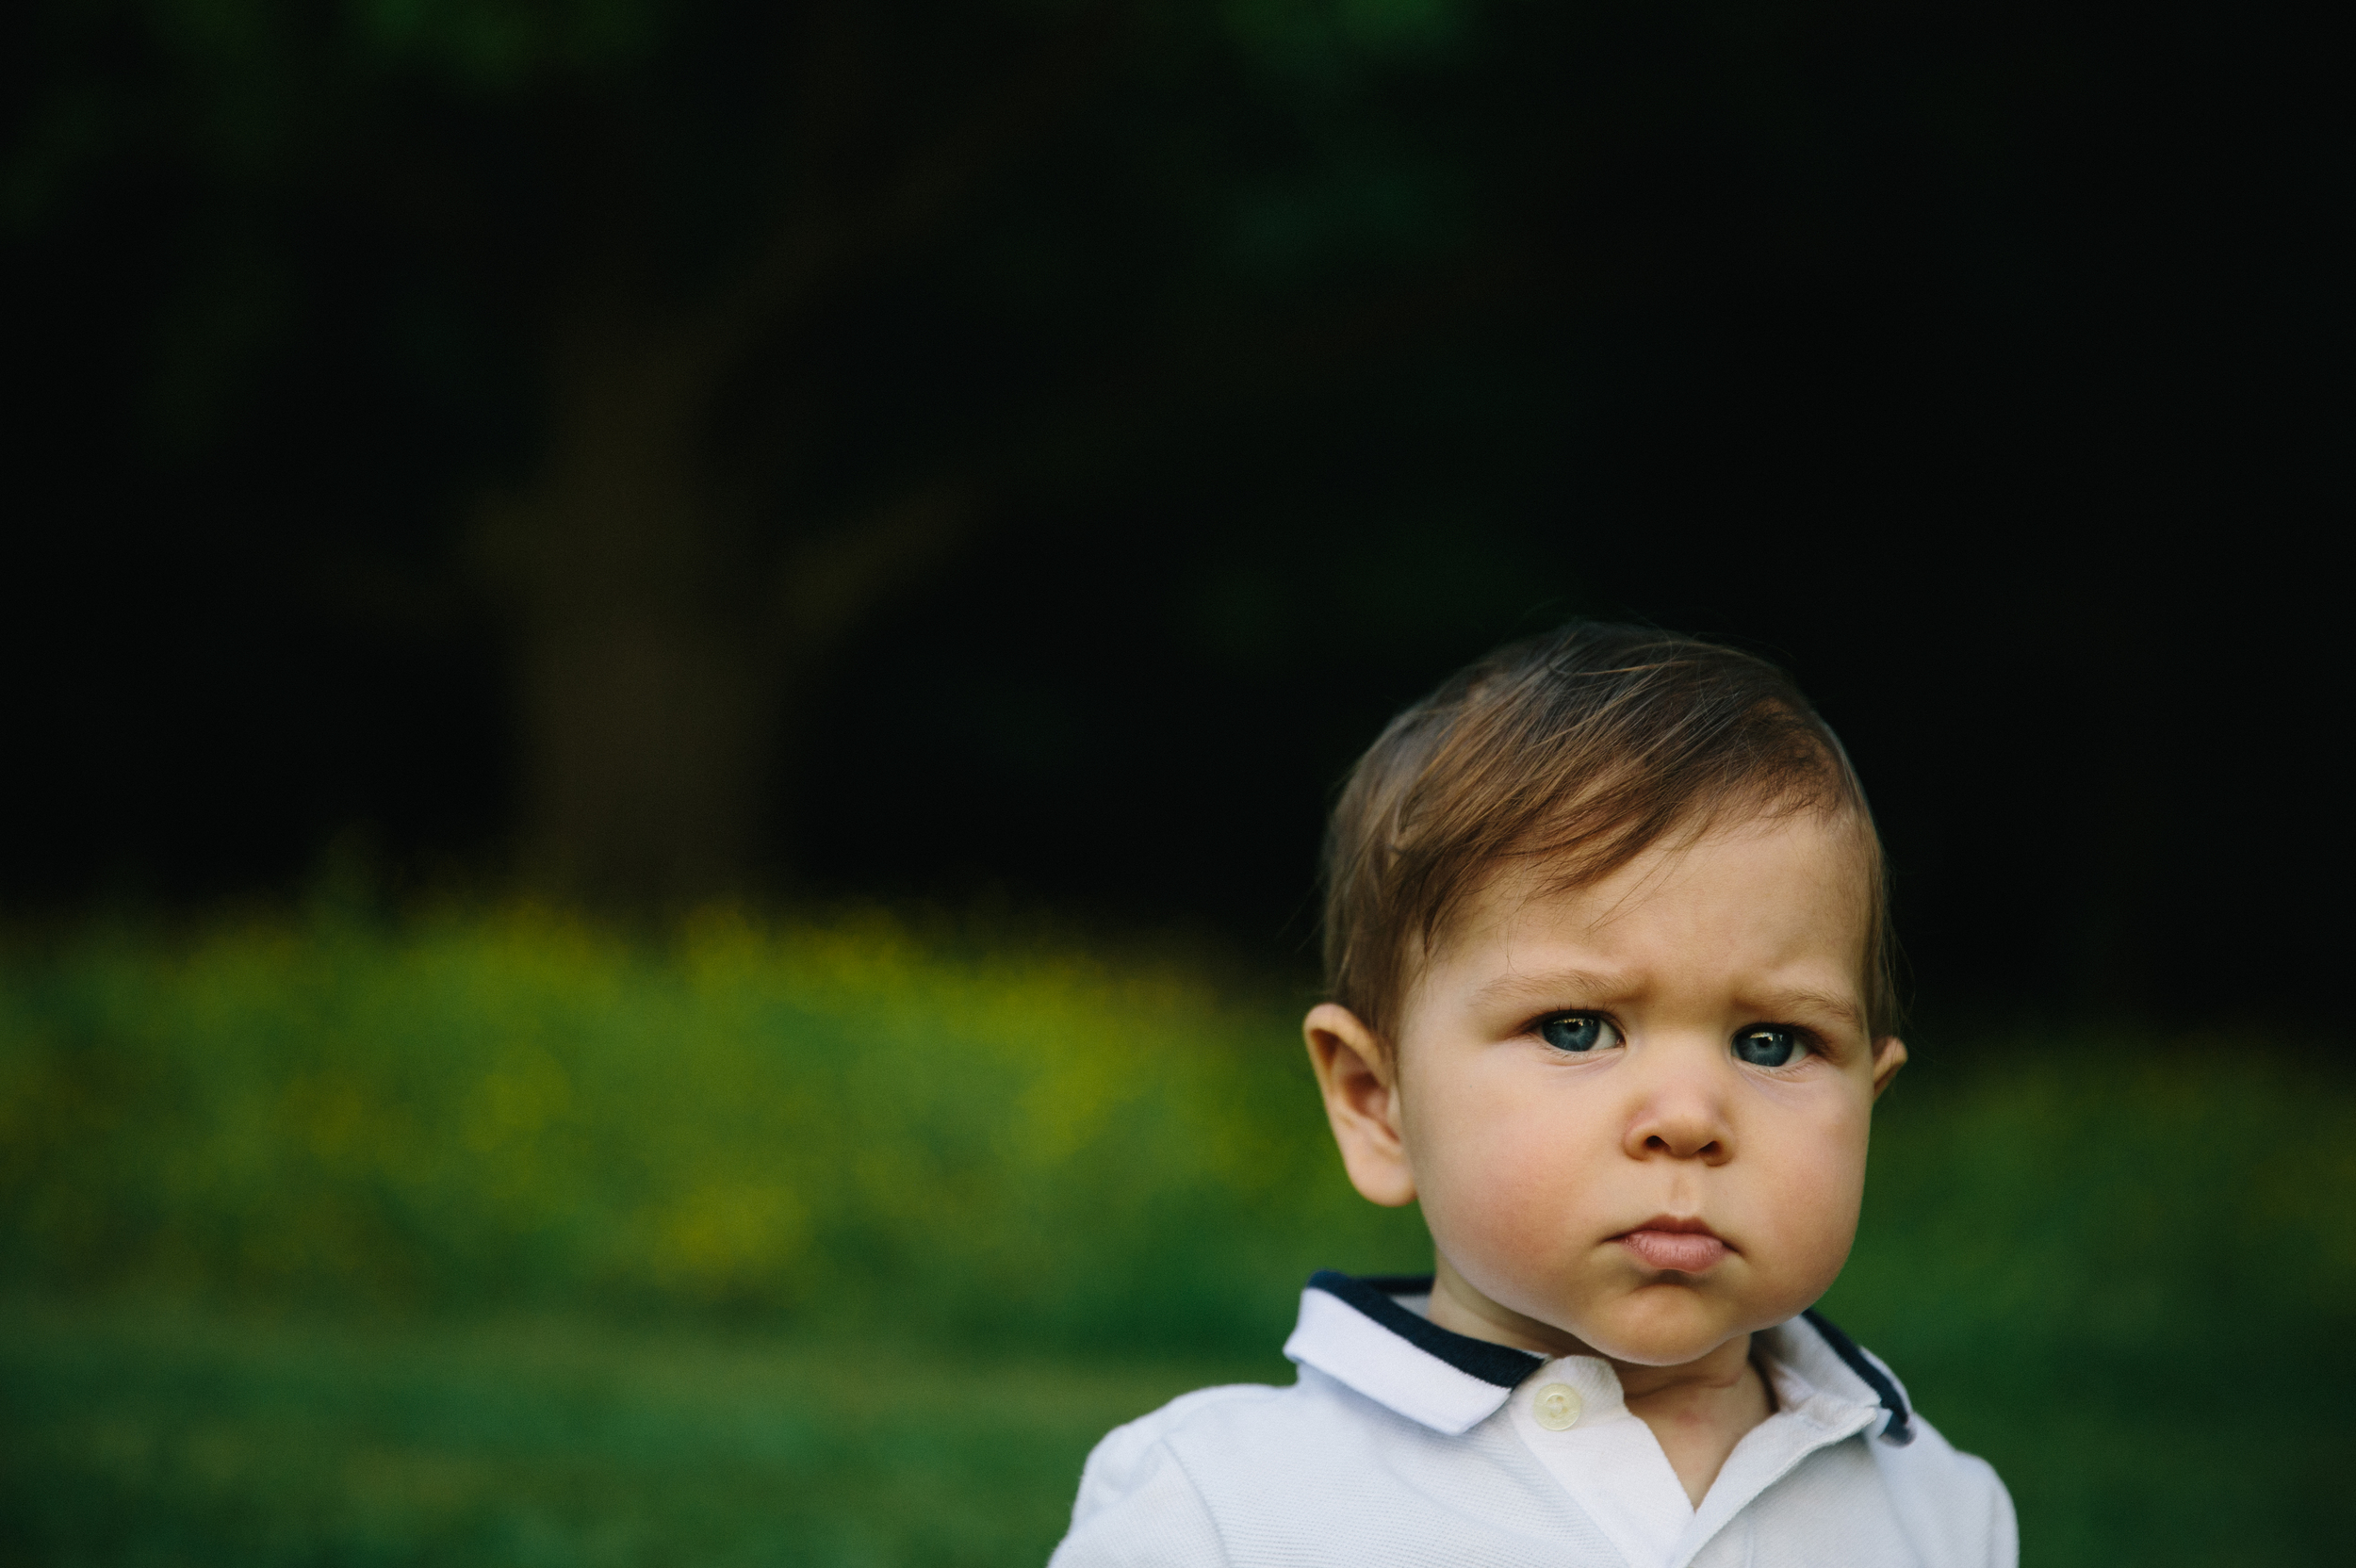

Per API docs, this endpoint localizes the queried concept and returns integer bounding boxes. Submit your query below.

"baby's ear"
[1303,1003,1417,1207]
[1870,1036,1908,1101]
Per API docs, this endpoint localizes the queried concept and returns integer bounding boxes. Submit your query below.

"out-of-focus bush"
[7,911,2350,1561]
[2,907,2350,1378]
[1837,1042,2356,1357]
[0,907,1415,1350]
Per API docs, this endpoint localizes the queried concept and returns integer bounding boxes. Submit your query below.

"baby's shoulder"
[1869,1413,2019,1568]
[1071,1380,1294,1513]
[1054,1380,1301,1568]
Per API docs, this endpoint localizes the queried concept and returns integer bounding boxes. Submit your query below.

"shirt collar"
[1283,1270,1914,1446]
[1769,1309,1915,1445]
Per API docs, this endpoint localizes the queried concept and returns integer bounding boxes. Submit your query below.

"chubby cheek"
[1742,1097,1873,1311]
[1402,1062,1620,1296]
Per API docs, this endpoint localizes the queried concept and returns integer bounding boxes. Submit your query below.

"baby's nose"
[1622,1068,1733,1162]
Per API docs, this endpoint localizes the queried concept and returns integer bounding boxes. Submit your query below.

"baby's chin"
[1550,1287,1786,1368]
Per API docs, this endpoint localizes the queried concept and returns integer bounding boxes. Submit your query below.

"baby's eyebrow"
[1466,967,1629,1011]
[1464,971,1867,1032]
[1747,987,1866,1032]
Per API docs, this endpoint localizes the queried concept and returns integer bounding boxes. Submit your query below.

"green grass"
[0,1295,1271,1566]
[3,908,2352,1562]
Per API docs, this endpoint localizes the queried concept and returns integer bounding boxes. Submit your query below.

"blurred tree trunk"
[474,292,753,902]
[462,8,1100,904]
[475,285,963,904]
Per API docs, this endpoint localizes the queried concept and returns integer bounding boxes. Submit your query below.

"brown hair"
[1320,622,1896,1042]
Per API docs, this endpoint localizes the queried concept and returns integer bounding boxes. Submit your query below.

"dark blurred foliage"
[1,0,2345,1027]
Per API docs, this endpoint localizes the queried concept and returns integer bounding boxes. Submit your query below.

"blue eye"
[1540,1015,1620,1053]
[1733,1027,1807,1067]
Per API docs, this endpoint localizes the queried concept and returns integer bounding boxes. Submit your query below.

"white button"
[1532,1381,1582,1430]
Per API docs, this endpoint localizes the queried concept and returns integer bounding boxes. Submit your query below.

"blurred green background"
[5,910,2351,1562]
[4,0,2350,1561]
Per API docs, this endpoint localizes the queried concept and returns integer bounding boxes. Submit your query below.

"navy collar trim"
[1801,1307,1915,1445]
[1308,1272,1915,1447]
[1306,1270,1546,1389]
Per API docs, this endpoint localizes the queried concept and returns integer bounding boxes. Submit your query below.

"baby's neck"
[1424,1266,1775,1508]
[1613,1335,1773,1507]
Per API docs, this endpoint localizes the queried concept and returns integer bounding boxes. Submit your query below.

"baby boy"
[1053,623,2014,1567]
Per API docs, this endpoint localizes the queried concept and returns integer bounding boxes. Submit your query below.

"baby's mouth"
[1615,1218,1729,1273]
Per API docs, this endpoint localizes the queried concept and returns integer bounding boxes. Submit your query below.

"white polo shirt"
[1053,1271,2015,1568]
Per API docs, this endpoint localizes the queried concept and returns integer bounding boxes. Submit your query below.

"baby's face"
[1371,811,1902,1366]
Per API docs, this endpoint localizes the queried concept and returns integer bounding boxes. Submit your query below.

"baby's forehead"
[1478,807,1867,917]
[1416,812,1877,1004]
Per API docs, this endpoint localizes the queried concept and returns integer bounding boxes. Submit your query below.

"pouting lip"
[1611,1215,1733,1249]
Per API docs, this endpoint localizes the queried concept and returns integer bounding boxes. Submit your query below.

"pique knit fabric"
[1051,1274,2015,1568]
